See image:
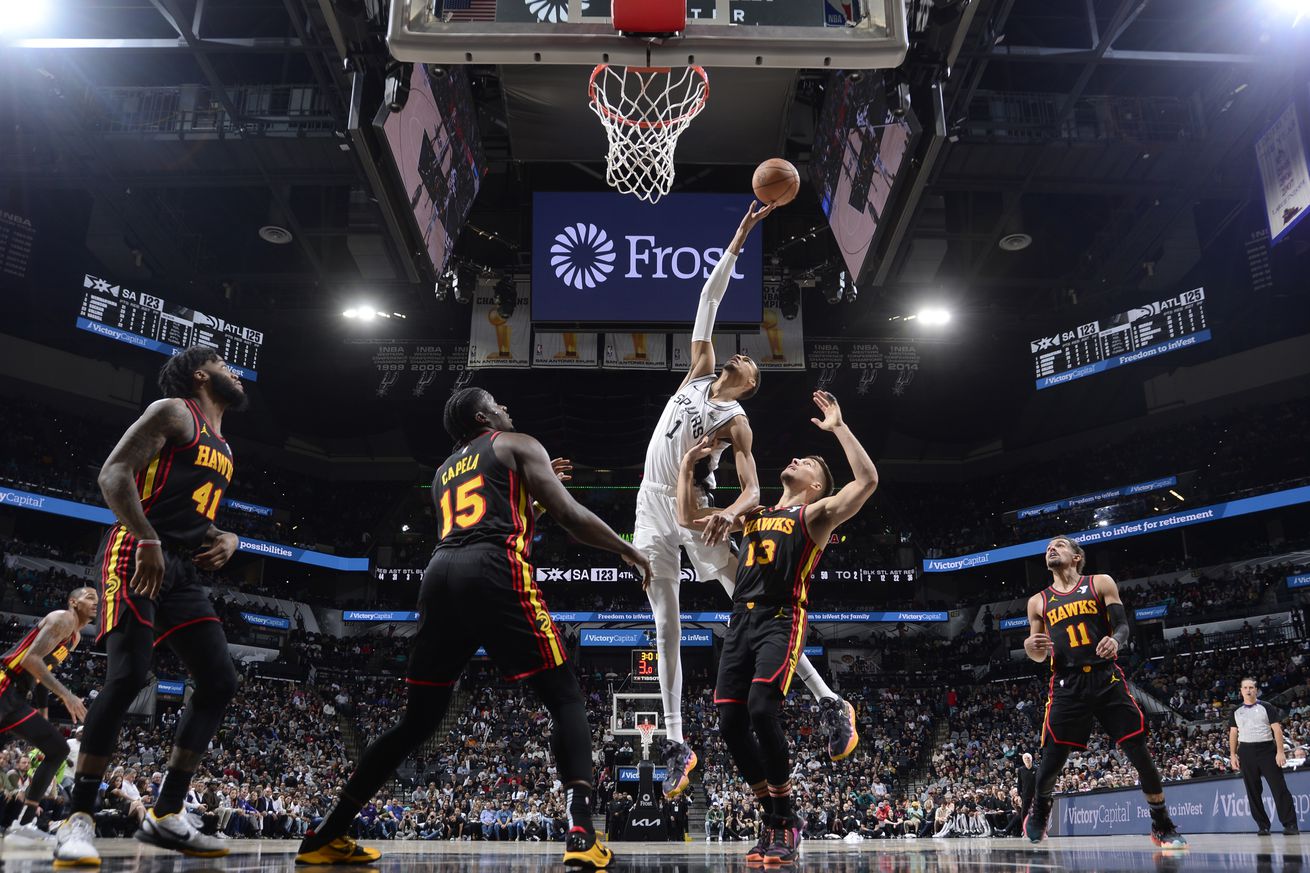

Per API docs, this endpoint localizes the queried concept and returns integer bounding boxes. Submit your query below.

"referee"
[1229,677,1299,836]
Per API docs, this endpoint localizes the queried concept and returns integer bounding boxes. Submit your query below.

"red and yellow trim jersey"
[731,504,825,608]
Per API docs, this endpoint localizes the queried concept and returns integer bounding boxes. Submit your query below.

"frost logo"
[551,223,616,290]
[524,0,589,23]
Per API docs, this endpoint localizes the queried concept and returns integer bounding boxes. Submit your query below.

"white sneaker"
[53,812,100,868]
[6,820,56,848]
[135,810,230,857]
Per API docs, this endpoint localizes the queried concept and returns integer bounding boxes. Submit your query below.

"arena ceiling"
[2,0,1308,470]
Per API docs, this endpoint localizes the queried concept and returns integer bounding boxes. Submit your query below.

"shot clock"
[631,648,659,684]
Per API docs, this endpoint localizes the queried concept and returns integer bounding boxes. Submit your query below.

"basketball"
[752,158,800,206]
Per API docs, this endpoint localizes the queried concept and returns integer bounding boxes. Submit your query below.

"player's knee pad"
[746,684,782,729]
[1119,737,1163,794]
[1036,745,1072,796]
[716,702,751,741]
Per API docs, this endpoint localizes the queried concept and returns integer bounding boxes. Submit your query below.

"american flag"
[442,0,498,22]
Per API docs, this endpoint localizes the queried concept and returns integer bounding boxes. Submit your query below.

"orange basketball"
[752,158,800,206]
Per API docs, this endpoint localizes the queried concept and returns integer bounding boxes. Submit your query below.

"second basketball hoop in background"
[752,158,800,206]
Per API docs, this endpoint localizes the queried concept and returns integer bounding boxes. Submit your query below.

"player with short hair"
[1021,536,1186,848]
[637,202,857,801]
[56,347,246,866]
[676,390,878,864]
[296,387,649,868]
[0,587,97,847]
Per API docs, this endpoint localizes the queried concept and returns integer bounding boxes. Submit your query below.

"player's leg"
[1026,675,1092,843]
[1100,670,1186,847]
[747,606,807,865]
[3,708,69,844]
[635,489,686,743]
[713,609,774,862]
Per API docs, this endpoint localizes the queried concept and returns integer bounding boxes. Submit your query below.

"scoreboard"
[631,648,659,685]
[76,273,263,380]
[1030,287,1210,390]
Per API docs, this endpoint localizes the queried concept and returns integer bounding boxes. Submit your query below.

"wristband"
[136,539,162,548]
[532,501,547,515]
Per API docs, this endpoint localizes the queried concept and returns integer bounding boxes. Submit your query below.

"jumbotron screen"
[376,65,484,279]
[810,72,920,281]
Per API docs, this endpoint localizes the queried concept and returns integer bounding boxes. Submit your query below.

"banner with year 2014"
[468,283,531,369]
[736,286,805,370]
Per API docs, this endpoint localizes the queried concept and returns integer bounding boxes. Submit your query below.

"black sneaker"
[762,818,801,866]
[1023,797,1053,844]
[820,697,859,761]
[661,740,698,799]
[1150,813,1188,850]
[1285,826,1300,836]
[1258,828,1271,836]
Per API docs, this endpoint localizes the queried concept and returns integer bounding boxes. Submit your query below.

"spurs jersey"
[642,374,745,489]
[431,431,533,557]
[732,505,825,608]
[0,620,77,696]
[129,398,234,549]
[1042,575,1112,673]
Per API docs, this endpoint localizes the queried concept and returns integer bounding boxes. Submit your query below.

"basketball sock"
[565,784,595,835]
[750,781,775,817]
[153,766,194,817]
[664,714,684,745]
[793,655,838,701]
[17,802,38,826]
[70,773,102,815]
[768,782,793,822]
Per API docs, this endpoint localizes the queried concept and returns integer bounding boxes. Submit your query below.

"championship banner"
[1256,101,1310,244]
[533,331,599,368]
[603,333,669,370]
[1049,770,1310,835]
[468,284,531,368]
[737,287,805,370]
[671,334,737,372]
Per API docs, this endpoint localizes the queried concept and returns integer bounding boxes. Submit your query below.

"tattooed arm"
[97,398,194,598]
[20,611,87,722]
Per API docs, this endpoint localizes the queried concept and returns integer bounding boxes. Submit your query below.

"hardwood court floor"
[0,833,1303,871]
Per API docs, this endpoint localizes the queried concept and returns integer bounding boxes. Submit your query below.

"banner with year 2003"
[468,282,531,369]
[737,286,805,370]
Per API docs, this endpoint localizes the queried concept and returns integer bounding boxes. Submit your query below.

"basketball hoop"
[636,720,657,760]
[588,64,709,204]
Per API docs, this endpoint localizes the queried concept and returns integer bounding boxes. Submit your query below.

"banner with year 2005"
[468,282,531,369]
[602,333,669,370]
[533,331,599,368]
[737,286,805,370]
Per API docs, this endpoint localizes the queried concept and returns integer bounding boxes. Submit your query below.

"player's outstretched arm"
[801,392,879,545]
[1023,596,1051,663]
[675,437,747,533]
[500,433,652,584]
[681,200,775,389]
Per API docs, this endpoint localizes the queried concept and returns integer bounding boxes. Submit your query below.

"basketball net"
[588,64,709,204]
[637,720,657,761]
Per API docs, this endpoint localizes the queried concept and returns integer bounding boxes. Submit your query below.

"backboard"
[388,0,908,70]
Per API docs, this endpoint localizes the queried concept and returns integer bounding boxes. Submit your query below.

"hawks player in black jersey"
[297,387,650,868]
[676,391,878,865]
[56,346,246,867]
[1022,536,1186,848]
[0,587,97,847]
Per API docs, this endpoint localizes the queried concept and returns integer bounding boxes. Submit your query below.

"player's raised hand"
[738,199,777,233]
[1024,632,1051,661]
[1094,635,1120,660]
[550,457,573,483]
[682,436,717,466]
[810,390,844,432]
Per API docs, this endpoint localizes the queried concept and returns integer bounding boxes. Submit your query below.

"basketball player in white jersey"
[635,201,857,800]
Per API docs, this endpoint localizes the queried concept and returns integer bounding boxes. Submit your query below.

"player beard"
[212,372,249,412]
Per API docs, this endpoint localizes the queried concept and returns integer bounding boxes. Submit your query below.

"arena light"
[1270,0,1310,25]
[0,0,49,35]
[1097,519,1110,527]
[343,305,376,321]
[917,307,952,326]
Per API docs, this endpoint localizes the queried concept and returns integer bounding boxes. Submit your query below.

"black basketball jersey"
[431,431,533,556]
[731,505,825,607]
[1042,575,1112,672]
[0,620,77,697]
[132,398,235,549]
